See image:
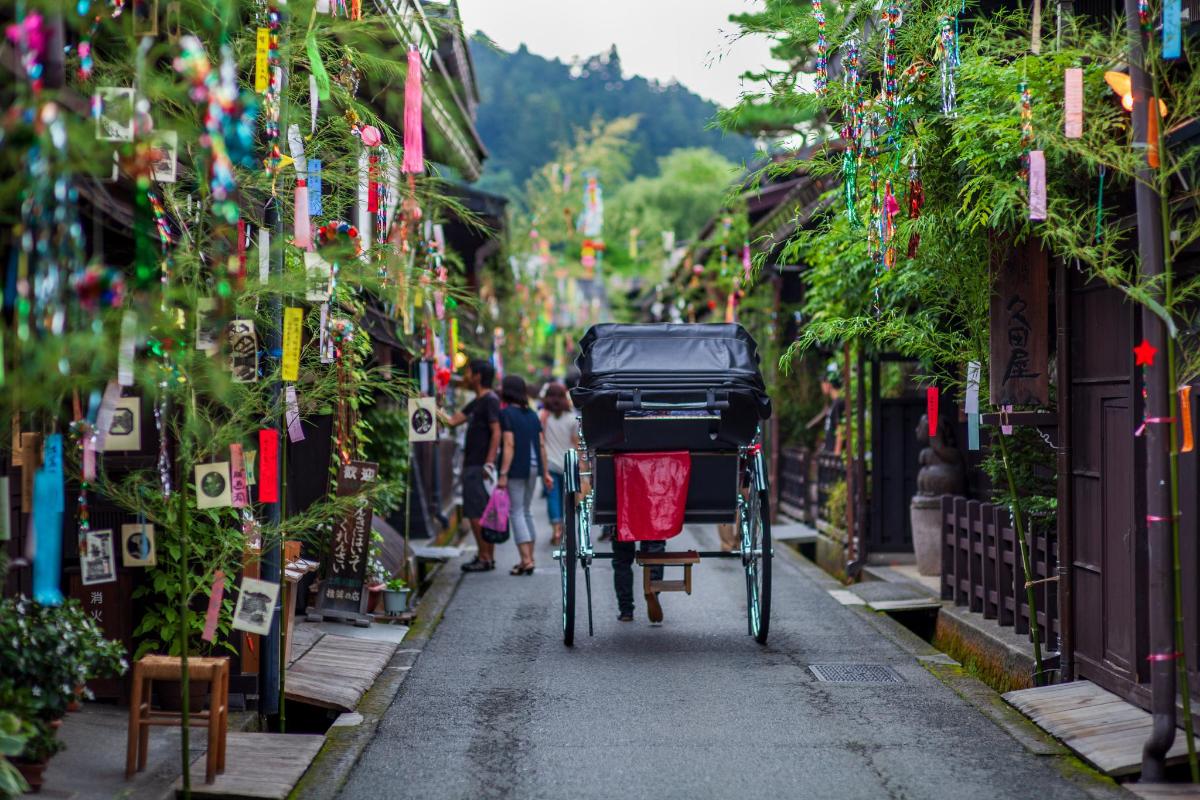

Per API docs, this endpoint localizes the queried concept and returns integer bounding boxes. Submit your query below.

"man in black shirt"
[441,359,502,572]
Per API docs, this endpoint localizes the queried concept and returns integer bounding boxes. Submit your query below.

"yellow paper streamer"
[254,28,270,93]
[1181,385,1194,453]
[281,307,302,381]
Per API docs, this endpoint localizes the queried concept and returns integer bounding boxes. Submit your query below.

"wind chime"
[812,0,828,95]
[840,39,861,224]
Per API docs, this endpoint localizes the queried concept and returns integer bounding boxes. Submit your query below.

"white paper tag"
[319,303,334,364]
[118,311,137,386]
[965,361,981,414]
[285,386,305,442]
[258,227,270,283]
[287,124,306,174]
[94,380,122,451]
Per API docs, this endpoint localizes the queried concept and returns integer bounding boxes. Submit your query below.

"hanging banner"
[927,387,939,437]
[1064,68,1083,139]
[966,361,981,451]
[990,238,1049,406]
[254,28,270,93]
[409,397,437,442]
[258,429,279,503]
[309,160,323,216]
[1028,151,1046,220]
[1164,0,1181,59]
[282,306,303,381]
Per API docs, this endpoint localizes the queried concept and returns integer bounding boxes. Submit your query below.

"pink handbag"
[480,487,511,542]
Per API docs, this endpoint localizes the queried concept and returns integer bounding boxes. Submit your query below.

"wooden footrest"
[649,579,690,594]
[636,550,700,566]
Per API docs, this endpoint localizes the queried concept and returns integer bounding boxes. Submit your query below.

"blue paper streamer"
[309,160,323,216]
[1164,0,1181,59]
[968,413,980,451]
[32,434,64,605]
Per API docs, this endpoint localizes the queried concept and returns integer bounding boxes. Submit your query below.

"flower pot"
[367,584,384,613]
[910,494,943,576]
[382,589,409,615]
[155,679,210,712]
[15,759,48,793]
[67,684,84,712]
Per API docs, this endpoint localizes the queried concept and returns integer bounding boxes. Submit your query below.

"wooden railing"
[940,496,1059,645]
[778,446,811,521]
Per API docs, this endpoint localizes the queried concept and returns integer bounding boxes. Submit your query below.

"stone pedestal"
[910,495,943,576]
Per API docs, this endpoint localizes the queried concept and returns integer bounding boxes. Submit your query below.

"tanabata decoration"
[288,125,311,248]
[195,462,233,509]
[281,306,302,381]
[80,529,116,586]
[907,154,924,257]
[811,0,827,94]
[934,13,959,116]
[232,576,280,636]
[927,387,939,437]
[309,159,323,215]
[1064,68,1083,139]
[966,361,981,451]
[403,47,424,174]
[840,39,861,223]
[121,522,156,567]
[1029,150,1047,220]
[409,397,437,442]
[228,319,258,382]
[32,434,65,605]
[102,396,141,451]
[285,385,305,443]
[201,570,225,643]
[229,444,250,507]
[1180,386,1194,453]
[1164,0,1181,58]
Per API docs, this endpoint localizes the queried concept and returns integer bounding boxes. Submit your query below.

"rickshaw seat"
[636,550,700,565]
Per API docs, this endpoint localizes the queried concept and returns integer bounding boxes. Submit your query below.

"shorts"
[462,465,490,520]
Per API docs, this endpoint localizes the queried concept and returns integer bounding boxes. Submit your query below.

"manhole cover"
[808,664,904,683]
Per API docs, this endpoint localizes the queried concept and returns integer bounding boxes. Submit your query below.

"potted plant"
[365,531,389,612]
[0,710,33,797]
[0,598,127,792]
[382,577,409,615]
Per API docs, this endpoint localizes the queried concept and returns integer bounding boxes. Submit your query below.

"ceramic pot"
[910,494,944,576]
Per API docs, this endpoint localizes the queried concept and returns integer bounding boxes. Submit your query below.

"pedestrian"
[613,536,666,624]
[439,359,502,573]
[497,374,552,575]
[539,382,578,546]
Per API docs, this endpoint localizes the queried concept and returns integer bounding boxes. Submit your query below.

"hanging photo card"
[409,397,437,442]
[194,462,233,509]
[151,130,178,183]
[81,529,117,585]
[94,87,135,141]
[229,443,250,508]
[101,396,141,452]
[121,522,156,567]
[228,319,258,382]
[232,576,280,636]
[304,253,332,301]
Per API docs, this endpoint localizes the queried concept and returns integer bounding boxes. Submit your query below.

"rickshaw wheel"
[745,487,772,645]
[561,487,578,647]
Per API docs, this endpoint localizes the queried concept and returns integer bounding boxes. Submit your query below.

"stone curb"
[288,550,472,800]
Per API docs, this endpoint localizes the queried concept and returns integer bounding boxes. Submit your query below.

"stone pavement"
[338,498,1131,800]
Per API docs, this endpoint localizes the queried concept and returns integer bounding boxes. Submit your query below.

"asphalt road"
[340,505,1125,800]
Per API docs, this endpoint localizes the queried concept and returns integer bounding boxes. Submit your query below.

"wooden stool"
[126,655,230,784]
[637,550,701,595]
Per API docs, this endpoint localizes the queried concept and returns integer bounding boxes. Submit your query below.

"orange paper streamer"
[1180,386,1194,453]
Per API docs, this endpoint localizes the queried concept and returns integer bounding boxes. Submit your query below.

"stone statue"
[915,413,966,497]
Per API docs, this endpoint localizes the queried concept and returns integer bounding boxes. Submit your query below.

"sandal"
[509,563,535,576]
[462,558,494,573]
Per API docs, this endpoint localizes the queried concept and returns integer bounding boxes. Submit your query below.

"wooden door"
[1069,273,1147,694]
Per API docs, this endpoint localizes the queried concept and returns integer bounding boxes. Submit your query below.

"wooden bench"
[126,655,229,784]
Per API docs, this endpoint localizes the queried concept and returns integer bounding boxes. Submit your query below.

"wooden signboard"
[308,460,378,626]
[990,237,1049,407]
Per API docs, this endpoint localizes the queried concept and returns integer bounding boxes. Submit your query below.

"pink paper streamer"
[230,443,249,508]
[202,570,225,643]
[294,184,311,249]
[1001,404,1014,435]
[1028,150,1047,221]
[285,386,305,442]
[1064,68,1083,139]
[82,437,96,481]
[402,48,424,174]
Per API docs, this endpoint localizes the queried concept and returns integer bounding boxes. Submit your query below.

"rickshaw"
[554,323,774,646]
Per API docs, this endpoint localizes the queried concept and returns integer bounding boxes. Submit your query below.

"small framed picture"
[232,576,280,636]
[409,397,437,442]
[94,87,135,142]
[81,529,117,585]
[102,396,142,452]
[304,252,332,302]
[121,523,156,567]
[150,130,177,183]
[195,462,233,509]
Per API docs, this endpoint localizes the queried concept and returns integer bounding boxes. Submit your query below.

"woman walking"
[540,382,578,546]
[498,375,552,574]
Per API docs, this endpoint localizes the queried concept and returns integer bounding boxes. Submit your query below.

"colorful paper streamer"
[201,570,225,643]
[1164,0,1181,59]
[32,435,64,605]
[1064,68,1083,139]
[927,387,939,437]
[1181,385,1194,453]
[1029,150,1046,220]
[282,306,302,381]
[258,429,279,503]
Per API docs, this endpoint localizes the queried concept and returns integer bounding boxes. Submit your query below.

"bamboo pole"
[997,432,1045,685]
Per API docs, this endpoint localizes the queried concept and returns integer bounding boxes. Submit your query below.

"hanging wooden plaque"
[990,237,1049,407]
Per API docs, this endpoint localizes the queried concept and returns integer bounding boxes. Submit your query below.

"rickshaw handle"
[614,388,731,412]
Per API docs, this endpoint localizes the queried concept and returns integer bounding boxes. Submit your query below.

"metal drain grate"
[808,664,904,684]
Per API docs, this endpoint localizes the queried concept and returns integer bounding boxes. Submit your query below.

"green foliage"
[0,599,127,762]
[824,479,847,526]
[384,577,408,592]
[0,711,33,796]
[470,39,754,194]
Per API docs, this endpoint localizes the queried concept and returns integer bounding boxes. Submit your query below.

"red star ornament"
[1133,338,1158,367]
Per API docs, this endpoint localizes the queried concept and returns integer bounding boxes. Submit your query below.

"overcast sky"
[454,0,774,108]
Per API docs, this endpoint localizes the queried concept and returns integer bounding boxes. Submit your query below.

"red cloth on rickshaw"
[615,451,691,542]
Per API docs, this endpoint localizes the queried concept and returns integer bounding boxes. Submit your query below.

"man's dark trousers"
[612,535,666,616]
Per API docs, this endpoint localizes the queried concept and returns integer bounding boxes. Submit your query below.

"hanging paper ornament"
[927,387,939,437]
[1028,150,1047,220]
[1064,68,1083,139]
[1018,81,1033,180]
[906,154,924,258]
[1180,386,1194,453]
[883,4,901,129]
[812,0,827,94]
[933,14,958,116]
[403,48,425,174]
[883,180,900,268]
[742,240,752,279]
[1164,0,1181,58]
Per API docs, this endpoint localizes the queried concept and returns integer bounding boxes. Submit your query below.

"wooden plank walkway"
[285,633,398,711]
[1004,680,1193,776]
[1126,783,1200,799]
[178,732,324,799]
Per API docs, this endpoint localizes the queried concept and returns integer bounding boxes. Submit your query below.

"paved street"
[340,506,1124,800]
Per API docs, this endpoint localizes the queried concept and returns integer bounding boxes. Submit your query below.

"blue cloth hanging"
[32,434,64,605]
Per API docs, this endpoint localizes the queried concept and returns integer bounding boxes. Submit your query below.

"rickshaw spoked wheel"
[561,482,578,647]
[744,487,772,645]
